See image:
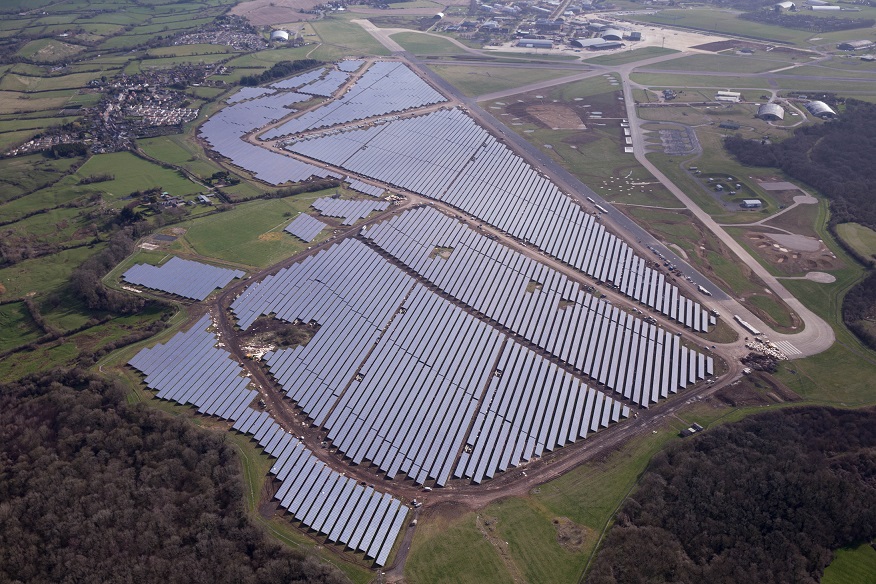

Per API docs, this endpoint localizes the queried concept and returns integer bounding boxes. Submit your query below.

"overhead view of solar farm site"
[3,1,876,583]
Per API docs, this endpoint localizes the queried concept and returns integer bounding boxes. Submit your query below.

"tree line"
[239,59,323,87]
[586,407,876,584]
[0,368,351,584]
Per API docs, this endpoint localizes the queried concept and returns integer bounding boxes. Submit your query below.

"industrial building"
[837,40,874,50]
[741,199,763,208]
[601,29,624,41]
[715,90,741,103]
[628,31,642,41]
[805,100,837,118]
[757,103,785,120]
[269,30,289,41]
[571,38,624,50]
[516,38,553,49]
[774,1,796,9]
[811,4,841,9]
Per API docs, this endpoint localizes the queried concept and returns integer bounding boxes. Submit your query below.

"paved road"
[619,68,835,357]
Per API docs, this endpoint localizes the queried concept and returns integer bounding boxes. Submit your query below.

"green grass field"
[641,52,798,74]
[626,9,816,44]
[836,223,876,260]
[431,64,575,97]
[0,301,43,351]
[179,195,331,268]
[72,151,203,198]
[391,31,469,56]
[822,543,876,584]
[0,245,101,299]
[585,46,678,65]
[309,16,391,59]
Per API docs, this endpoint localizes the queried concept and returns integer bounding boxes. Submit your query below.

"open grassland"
[0,91,74,113]
[139,135,230,181]
[392,32,469,57]
[630,71,771,89]
[0,302,42,352]
[309,16,391,59]
[73,152,203,198]
[0,154,82,203]
[822,543,876,584]
[836,223,876,261]
[431,64,575,97]
[0,71,103,92]
[17,38,86,62]
[0,245,100,300]
[405,509,514,584]
[179,195,333,268]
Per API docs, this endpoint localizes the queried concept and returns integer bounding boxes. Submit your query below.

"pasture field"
[0,302,42,352]
[822,543,876,584]
[0,71,103,92]
[309,16,392,59]
[0,245,102,300]
[139,134,229,180]
[72,151,203,199]
[0,154,82,203]
[0,91,73,114]
[179,194,334,268]
[625,9,816,44]
[17,38,86,62]
[431,64,575,97]
[0,130,42,152]
[836,223,876,261]
[391,32,470,57]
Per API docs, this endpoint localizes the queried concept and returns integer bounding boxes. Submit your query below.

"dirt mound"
[553,517,590,552]
[527,104,586,130]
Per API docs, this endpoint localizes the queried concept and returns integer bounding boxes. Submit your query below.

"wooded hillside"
[586,407,876,584]
[0,369,350,584]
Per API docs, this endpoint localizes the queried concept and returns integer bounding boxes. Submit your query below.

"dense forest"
[0,369,350,584]
[586,407,876,584]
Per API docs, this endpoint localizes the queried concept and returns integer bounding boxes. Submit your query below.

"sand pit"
[766,233,821,252]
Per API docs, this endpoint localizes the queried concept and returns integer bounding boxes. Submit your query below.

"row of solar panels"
[199,88,337,185]
[231,414,407,567]
[285,213,328,242]
[300,69,350,97]
[285,107,712,331]
[312,196,389,225]
[262,61,446,139]
[128,315,407,566]
[227,86,275,104]
[231,239,630,484]
[457,342,629,484]
[123,257,245,301]
[325,284,505,486]
[346,178,384,197]
[360,207,713,404]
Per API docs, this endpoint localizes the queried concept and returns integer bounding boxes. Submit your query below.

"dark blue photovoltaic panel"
[311,197,388,225]
[284,213,328,242]
[123,257,245,300]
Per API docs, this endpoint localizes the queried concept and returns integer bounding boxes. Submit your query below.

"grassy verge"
[822,543,876,584]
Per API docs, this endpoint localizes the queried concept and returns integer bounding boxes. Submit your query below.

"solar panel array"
[199,90,336,185]
[234,416,408,566]
[312,197,389,225]
[227,86,276,103]
[347,178,384,197]
[286,108,711,331]
[300,69,350,97]
[128,315,407,566]
[338,59,365,72]
[122,256,245,300]
[128,315,257,418]
[325,284,504,486]
[361,207,712,405]
[284,213,328,242]
[241,239,415,422]
[231,238,629,485]
[262,61,446,139]
[271,68,326,90]
[456,343,630,484]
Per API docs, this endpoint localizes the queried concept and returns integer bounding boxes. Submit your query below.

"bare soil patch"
[712,372,800,407]
[743,230,842,274]
[553,517,590,553]
[526,104,586,130]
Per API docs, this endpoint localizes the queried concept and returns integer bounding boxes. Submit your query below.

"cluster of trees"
[70,227,147,313]
[0,368,351,584]
[724,100,876,228]
[239,59,323,87]
[45,143,89,158]
[586,407,876,584]
[739,11,875,32]
[78,173,114,185]
[842,271,876,348]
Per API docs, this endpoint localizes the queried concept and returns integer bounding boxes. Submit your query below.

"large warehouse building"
[270,30,290,41]
[516,38,553,49]
[571,38,624,50]
[757,103,785,120]
[601,29,624,41]
[805,100,837,118]
[837,40,874,50]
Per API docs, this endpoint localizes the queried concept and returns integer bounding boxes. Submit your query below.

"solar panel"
[123,256,244,300]
[284,213,328,242]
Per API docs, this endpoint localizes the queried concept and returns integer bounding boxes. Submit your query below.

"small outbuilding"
[741,199,763,208]
[516,38,553,49]
[757,103,785,120]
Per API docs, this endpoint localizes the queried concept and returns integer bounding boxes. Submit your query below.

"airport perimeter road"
[619,70,835,357]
